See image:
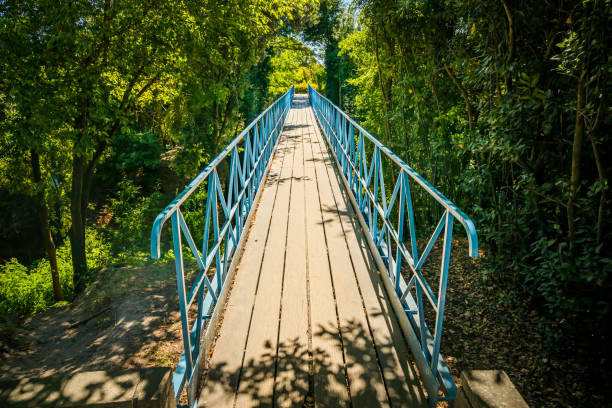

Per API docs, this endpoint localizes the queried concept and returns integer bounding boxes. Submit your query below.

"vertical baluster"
[378,148,387,248]
[416,280,428,360]
[193,268,205,361]
[257,116,263,186]
[405,174,419,262]
[254,120,261,187]
[341,116,347,175]
[339,114,342,157]
[349,124,355,194]
[227,148,236,214]
[264,110,269,173]
[217,175,231,282]
[231,147,241,253]
[365,144,375,227]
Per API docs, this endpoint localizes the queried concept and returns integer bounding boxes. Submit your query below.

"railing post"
[357,133,365,211]
[416,278,428,360]
[242,133,251,214]
[348,124,355,194]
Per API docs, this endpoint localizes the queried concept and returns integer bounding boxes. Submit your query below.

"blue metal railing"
[309,84,478,405]
[151,86,294,407]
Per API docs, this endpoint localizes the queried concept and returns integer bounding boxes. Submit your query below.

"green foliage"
[0,228,112,316]
[84,229,114,271]
[0,0,319,292]
[0,259,56,317]
[113,132,162,174]
[268,37,325,96]
[0,0,318,307]
[105,178,165,258]
[336,0,612,353]
[240,54,273,123]
[303,0,356,107]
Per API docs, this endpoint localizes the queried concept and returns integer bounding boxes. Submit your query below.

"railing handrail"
[151,86,295,259]
[150,86,294,407]
[308,87,478,257]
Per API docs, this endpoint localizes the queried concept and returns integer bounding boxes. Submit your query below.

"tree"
[303,0,355,107]
[168,0,317,170]
[0,0,188,291]
[0,2,70,300]
[268,37,325,95]
[1,0,318,294]
[339,0,611,365]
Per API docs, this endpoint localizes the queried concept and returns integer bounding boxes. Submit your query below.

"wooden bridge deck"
[199,95,427,408]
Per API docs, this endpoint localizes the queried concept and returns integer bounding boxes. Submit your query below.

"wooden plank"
[310,106,428,407]
[306,104,390,408]
[275,100,309,407]
[233,101,298,408]
[199,110,296,408]
[303,105,350,407]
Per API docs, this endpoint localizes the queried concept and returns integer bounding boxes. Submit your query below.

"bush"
[0,259,50,316]
[0,228,113,317]
[105,178,165,260]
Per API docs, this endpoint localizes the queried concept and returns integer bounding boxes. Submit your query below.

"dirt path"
[0,263,184,379]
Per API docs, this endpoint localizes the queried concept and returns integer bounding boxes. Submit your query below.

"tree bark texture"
[567,74,584,256]
[30,150,63,301]
[443,63,473,130]
[70,153,88,293]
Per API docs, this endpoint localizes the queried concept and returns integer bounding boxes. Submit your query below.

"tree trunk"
[586,99,605,246]
[500,0,514,62]
[81,144,107,233]
[567,73,585,256]
[374,28,393,142]
[443,63,473,130]
[338,58,343,110]
[212,101,221,155]
[430,71,442,115]
[30,151,63,301]
[589,134,605,246]
[71,153,88,292]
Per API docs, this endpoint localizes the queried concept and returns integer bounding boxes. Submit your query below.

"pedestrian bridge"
[151,86,478,408]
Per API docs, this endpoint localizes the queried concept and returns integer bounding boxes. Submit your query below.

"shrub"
[0,228,113,316]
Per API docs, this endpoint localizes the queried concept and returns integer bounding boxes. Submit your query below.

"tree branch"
[443,63,473,129]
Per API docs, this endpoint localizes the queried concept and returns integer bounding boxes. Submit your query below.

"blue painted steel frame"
[151,86,294,408]
[308,85,478,405]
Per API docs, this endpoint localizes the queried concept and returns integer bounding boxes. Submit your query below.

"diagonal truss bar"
[177,210,218,306]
